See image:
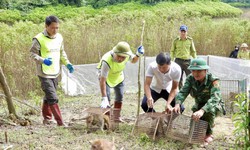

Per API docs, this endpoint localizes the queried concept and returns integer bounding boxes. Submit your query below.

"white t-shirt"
[146,61,181,93]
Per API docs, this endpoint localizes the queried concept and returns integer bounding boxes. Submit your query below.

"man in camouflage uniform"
[170,25,197,89]
[173,58,225,145]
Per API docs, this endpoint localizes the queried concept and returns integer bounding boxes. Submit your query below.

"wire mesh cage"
[132,112,170,140]
[165,113,208,144]
[132,112,208,144]
[220,79,247,113]
[84,107,120,131]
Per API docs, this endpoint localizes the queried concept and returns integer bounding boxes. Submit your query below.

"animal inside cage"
[132,112,208,144]
[84,107,120,131]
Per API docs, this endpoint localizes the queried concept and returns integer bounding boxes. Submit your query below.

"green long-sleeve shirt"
[175,73,224,114]
[170,36,197,60]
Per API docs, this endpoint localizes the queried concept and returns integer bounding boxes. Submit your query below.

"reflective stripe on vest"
[97,52,129,87]
[35,33,63,75]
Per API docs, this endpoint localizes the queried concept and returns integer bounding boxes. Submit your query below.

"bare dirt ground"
[0,93,236,150]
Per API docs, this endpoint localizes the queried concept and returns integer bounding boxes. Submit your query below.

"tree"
[0,66,17,117]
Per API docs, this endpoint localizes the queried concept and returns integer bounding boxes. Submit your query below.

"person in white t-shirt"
[141,52,185,113]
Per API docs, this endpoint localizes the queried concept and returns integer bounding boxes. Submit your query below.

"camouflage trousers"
[192,107,215,135]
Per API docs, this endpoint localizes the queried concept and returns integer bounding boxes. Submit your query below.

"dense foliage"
[0,0,84,10]
[222,0,250,3]
[0,2,243,24]
[228,2,250,7]
[232,93,250,148]
[0,2,246,99]
[0,0,244,10]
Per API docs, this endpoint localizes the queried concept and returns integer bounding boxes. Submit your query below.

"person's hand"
[192,109,205,121]
[165,104,173,114]
[43,58,52,66]
[66,64,74,73]
[136,45,144,57]
[100,97,110,108]
[173,104,181,114]
[147,97,154,108]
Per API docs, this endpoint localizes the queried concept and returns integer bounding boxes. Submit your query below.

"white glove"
[136,45,144,57]
[100,97,110,108]
[147,97,154,108]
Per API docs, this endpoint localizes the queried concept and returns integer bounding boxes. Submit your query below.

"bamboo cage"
[132,112,208,144]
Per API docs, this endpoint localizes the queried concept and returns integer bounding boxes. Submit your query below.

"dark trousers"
[192,107,216,135]
[39,76,63,125]
[39,76,58,104]
[175,58,191,89]
[141,89,184,112]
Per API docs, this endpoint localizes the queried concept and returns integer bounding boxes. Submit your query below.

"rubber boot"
[42,103,53,125]
[50,103,64,126]
[113,101,125,123]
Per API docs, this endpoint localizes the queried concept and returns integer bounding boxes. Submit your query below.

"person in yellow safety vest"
[237,43,250,67]
[97,41,144,122]
[30,15,74,127]
[238,43,250,60]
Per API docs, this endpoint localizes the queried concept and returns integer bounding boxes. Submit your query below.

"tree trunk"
[0,66,17,116]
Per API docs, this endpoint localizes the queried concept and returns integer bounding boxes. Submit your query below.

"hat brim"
[188,66,209,70]
[180,29,187,31]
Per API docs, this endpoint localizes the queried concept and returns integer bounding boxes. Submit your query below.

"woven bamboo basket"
[132,112,208,144]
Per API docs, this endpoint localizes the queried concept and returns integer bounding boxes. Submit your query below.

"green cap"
[113,41,132,57]
[188,58,209,70]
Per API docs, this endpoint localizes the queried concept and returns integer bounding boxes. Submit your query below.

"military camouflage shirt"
[176,73,224,114]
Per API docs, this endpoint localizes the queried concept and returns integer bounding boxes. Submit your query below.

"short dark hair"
[156,53,171,65]
[45,15,60,26]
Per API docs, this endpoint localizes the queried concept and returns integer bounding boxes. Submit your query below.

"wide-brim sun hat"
[188,58,209,70]
[113,41,132,57]
[241,43,248,48]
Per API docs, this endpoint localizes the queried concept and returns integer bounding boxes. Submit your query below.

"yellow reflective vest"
[35,33,63,75]
[97,51,129,87]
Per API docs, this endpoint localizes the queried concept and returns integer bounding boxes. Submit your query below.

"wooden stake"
[137,20,146,117]
[5,131,8,144]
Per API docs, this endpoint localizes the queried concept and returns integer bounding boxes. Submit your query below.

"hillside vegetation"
[0,2,242,24]
[0,2,247,98]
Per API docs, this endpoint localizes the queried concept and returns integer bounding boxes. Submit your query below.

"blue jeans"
[106,81,124,102]
[141,88,185,113]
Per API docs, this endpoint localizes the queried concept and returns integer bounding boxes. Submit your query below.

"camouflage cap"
[188,58,209,70]
[113,41,132,57]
